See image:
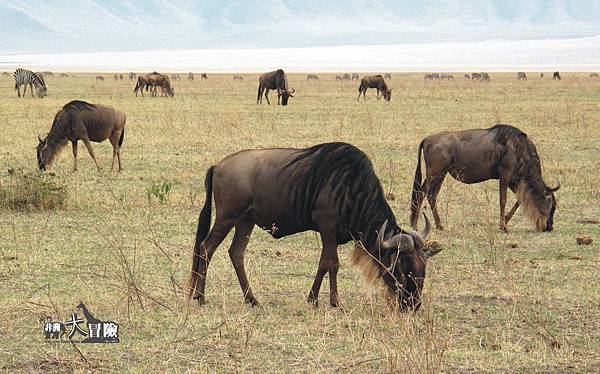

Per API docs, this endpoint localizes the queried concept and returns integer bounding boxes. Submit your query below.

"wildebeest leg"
[499,177,509,231]
[308,228,340,307]
[228,219,258,306]
[265,88,271,105]
[194,218,235,304]
[71,140,78,171]
[410,180,428,229]
[427,174,446,230]
[81,137,101,172]
[108,131,122,173]
[505,201,520,224]
[376,89,381,100]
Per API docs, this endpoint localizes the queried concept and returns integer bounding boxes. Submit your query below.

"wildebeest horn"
[377,220,413,251]
[548,179,561,192]
[377,220,388,250]
[420,213,431,239]
[289,88,295,94]
[37,134,43,142]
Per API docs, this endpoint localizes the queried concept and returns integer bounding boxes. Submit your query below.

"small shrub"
[147,181,171,204]
[0,168,68,211]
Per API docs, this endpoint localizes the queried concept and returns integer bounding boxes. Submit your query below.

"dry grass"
[0,72,599,373]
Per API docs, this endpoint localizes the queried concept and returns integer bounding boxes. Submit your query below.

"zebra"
[14,68,47,98]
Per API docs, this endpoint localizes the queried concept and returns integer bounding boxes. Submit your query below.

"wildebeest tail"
[410,139,425,226]
[118,128,125,147]
[189,165,214,299]
[358,80,364,92]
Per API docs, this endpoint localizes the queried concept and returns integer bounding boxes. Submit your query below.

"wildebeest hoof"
[245,298,260,307]
[193,295,207,305]
[307,297,319,307]
[437,225,445,231]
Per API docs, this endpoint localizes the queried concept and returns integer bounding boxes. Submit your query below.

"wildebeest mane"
[491,124,548,229]
[284,142,398,244]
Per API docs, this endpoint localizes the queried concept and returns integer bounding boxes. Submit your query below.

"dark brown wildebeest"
[256,69,295,106]
[188,142,441,311]
[471,73,482,80]
[410,124,560,232]
[540,73,544,78]
[517,72,527,80]
[384,72,392,80]
[36,100,126,172]
[464,74,471,79]
[357,75,392,101]
[129,72,136,80]
[134,75,150,97]
[351,73,360,80]
[233,75,243,81]
[201,73,208,79]
[148,73,174,97]
[95,75,104,81]
[553,71,561,80]
[119,74,123,80]
[306,74,319,81]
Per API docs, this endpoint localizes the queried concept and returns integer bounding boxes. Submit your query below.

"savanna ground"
[0,71,599,373]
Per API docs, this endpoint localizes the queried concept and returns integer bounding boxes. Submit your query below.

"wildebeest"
[36,100,126,172]
[517,72,527,81]
[134,75,151,97]
[343,73,351,81]
[306,74,319,81]
[257,69,295,106]
[384,73,392,80]
[590,73,599,78]
[233,75,243,81]
[431,73,440,80]
[96,75,104,81]
[113,74,119,81]
[424,73,433,80]
[129,72,136,80]
[540,73,544,78]
[201,73,208,79]
[171,74,181,80]
[480,72,490,81]
[471,73,482,80]
[357,75,392,101]
[188,72,194,80]
[119,74,123,80]
[410,124,560,232]
[188,142,441,311]
[148,73,174,97]
[351,73,360,80]
[464,74,471,79]
[60,73,69,77]
[335,75,343,81]
[553,71,561,80]
[440,74,454,80]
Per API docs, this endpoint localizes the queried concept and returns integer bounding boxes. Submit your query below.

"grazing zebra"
[13,68,47,98]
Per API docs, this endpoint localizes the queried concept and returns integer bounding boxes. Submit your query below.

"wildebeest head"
[36,134,50,170]
[518,179,560,232]
[357,214,440,312]
[280,88,295,106]
[541,180,560,231]
[382,88,392,101]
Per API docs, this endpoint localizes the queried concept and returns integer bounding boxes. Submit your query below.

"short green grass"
[0,72,599,373]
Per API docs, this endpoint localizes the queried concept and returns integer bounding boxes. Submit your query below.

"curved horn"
[289,88,295,94]
[377,220,388,249]
[548,179,561,192]
[37,134,44,143]
[420,213,431,240]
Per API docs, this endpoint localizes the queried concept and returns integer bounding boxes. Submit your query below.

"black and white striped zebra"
[14,68,47,98]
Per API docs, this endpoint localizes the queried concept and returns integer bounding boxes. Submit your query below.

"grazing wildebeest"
[440,74,453,80]
[129,72,136,80]
[384,73,392,80]
[540,73,544,78]
[233,75,243,81]
[590,73,599,78]
[357,75,392,101]
[471,73,482,80]
[256,69,295,106]
[410,124,560,232]
[201,73,208,79]
[306,74,319,81]
[96,75,104,81]
[134,75,150,97]
[517,72,527,81]
[36,100,126,172]
[431,73,440,80]
[188,142,441,311]
[553,71,561,80]
[148,73,174,97]
[351,73,360,81]
[464,74,471,79]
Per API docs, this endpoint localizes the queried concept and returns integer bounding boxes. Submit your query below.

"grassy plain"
[0,72,599,373]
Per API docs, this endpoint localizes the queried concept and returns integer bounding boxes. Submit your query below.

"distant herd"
[4,66,574,313]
